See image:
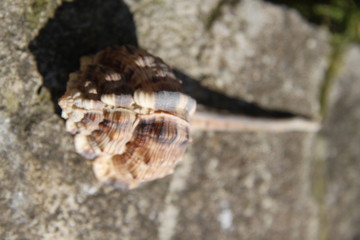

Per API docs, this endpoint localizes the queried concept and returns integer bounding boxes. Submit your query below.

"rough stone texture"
[175,131,317,240]
[127,0,329,117]
[0,0,43,115]
[1,0,358,240]
[320,45,360,240]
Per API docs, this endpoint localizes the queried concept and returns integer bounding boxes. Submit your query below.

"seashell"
[59,45,196,189]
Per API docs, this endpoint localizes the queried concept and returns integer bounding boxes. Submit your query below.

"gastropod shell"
[59,45,196,189]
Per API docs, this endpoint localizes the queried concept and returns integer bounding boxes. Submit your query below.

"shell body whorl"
[59,45,196,189]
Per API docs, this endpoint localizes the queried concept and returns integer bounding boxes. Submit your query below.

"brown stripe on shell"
[129,67,182,92]
[82,112,104,124]
[93,45,182,93]
[88,110,136,155]
[75,111,104,134]
[99,110,136,142]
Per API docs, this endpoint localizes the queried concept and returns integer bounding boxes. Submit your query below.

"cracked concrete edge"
[311,44,360,240]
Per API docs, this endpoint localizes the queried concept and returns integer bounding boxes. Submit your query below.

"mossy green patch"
[205,0,241,31]
[31,86,55,114]
[37,86,52,105]
[2,93,20,114]
[318,0,360,117]
[266,0,360,118]
[311,137,328,240]
[319,35,347,118]
[25,0,56,31]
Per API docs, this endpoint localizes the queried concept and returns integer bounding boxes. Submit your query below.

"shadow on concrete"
[29,0,295,119]
[29,0,138,115]
[175,70,294,118]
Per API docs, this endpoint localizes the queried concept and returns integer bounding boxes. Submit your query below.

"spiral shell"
[59,45,196,189]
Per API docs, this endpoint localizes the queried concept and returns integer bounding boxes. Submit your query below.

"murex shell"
[59,45,196,189]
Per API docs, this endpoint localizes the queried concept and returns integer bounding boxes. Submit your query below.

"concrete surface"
[0,0,358,239]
